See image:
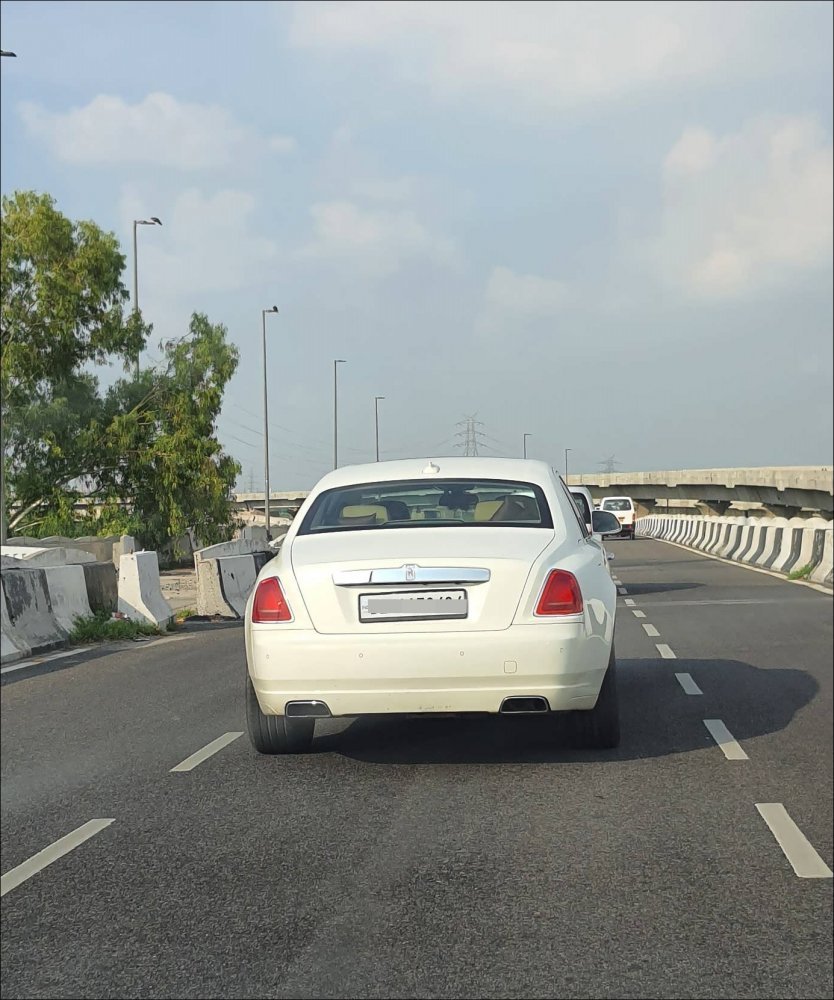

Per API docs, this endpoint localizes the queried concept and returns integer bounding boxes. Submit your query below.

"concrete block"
[196,554,260,618]
[194,538,271,564]
[43,564,93,632]
[1,567,68,659]
[1,545,96,566]
[118,551,172,628]
[1,579,31,664]
[82,561,118,613]
[810,530,833,586]
[112,535,136,566]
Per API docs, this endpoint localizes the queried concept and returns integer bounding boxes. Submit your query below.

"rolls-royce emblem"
[405,564,417,581]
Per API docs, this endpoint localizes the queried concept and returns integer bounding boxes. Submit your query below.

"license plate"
[359,589,468,622]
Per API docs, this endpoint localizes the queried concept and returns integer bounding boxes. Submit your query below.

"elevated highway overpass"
[233,467,833,521]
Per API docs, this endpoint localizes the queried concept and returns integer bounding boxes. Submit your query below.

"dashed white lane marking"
[624,598,636,607]
[1,647,93,675]
[755,804,833,879]
[642,623,660,637]
[617,586,628,595]
[632,610,646,618]
[675,672,703,695]
[703,719,748,760]
[656,643,677,659]
[1,819,115,897]
[170,732,244,772]
[611,577,622,585]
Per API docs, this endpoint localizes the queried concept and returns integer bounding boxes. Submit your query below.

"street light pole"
[523,433,531,459]
[564,448,573,483]
[131,217,162,375]
[333,360,346,469]
[1,50,17,544]
[262,307,278,538]
[374,396,385,461]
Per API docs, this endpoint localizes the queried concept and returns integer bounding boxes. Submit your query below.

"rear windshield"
[602,498,633,511]
[570,491,592,523]
[298,479,553,534]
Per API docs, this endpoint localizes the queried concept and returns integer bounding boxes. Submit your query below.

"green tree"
[1,192,240,549]
[1,190,144,401]
[99,314,242,551]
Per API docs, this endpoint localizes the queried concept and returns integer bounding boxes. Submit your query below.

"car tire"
[246,674,314,754]
[573,647,620,749]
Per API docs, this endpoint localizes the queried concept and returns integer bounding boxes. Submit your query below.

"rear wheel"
[572,647,620,749]
[246,674,314,754]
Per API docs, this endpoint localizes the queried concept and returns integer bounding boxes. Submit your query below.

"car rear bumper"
[247,623,611,716]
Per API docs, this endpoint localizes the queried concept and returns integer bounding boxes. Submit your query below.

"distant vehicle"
[570,486,615,565]
[599,496,636,539]
[245,458,624,754]
[569,487,595,532]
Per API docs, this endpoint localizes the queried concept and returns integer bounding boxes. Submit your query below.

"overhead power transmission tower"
[598,455,623,474]
[455,415,488,457]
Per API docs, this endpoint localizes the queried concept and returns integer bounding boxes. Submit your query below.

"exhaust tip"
[285,700,332,718]
[500,696,550,714]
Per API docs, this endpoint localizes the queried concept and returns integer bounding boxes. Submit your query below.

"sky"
[1,0,832,489]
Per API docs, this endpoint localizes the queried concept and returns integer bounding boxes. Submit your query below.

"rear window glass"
[298,479,553,534]
[570,491,592,523]
[602,498,633,511]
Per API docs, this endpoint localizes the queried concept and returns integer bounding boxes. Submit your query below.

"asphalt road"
[1,539,832,1000]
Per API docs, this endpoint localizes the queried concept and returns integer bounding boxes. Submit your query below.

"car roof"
[311,457,556,492]
[602,495,634,502]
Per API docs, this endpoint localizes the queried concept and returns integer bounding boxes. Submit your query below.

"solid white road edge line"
[755,804,833,879]
[632,610,646,618]
[675,672,703,695]
[703,719,749,760]
[1,647,94,675]
[170,732,244,772]
[642,623,660,637]
[1,819,115,897]
[656,643,677,659]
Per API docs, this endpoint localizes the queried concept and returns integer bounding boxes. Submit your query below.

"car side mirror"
[592,510,621,536]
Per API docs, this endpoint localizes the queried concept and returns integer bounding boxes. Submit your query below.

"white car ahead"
[599,496,636,539]
[245,458,623,754]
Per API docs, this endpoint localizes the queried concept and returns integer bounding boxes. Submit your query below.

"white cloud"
[20,92,295,169]
[290,1,782,108]
[657,116,833,298]
[477,266,569,336]
[485,266,569,314]
[350,176,416,203]
[297,199,456,277]
[120,186,279,303]
[268,134,298,154]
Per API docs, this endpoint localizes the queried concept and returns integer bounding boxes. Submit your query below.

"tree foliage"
[1,191,241,550]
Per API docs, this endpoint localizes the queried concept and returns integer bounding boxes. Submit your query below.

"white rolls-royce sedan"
[244,458,623,754]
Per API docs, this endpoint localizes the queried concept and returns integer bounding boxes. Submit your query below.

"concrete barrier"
[1,579,30,664]
[7,534,135,567]
[82,561,118,613]
[1,545,96,565]
[195,551,273,618]
[118,552,173,627]
[811,531,834,586]
[0,566,69,659]
[41,564,93,633]
[637,515,833,588]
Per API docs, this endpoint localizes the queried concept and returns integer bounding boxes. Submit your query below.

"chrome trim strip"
[332,565,490,586]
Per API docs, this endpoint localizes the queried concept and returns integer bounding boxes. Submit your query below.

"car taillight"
[252,577,292,623]
[536,570,583,616]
